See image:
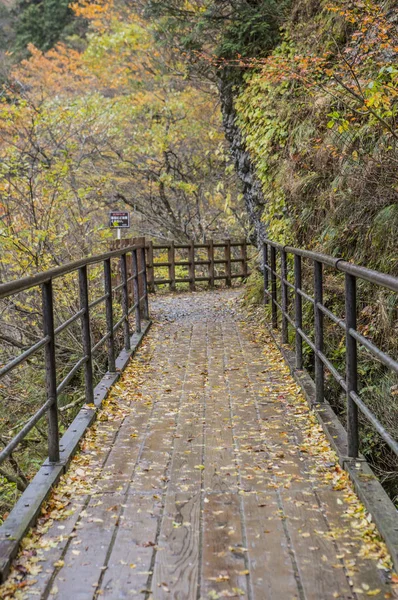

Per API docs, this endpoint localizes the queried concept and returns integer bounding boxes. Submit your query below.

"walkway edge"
[266,325,398,572]
[0,320,152,584]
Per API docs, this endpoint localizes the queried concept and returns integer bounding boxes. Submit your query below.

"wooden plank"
[279,485,355,599]
[201,493,248,599]
[47,493,123,599]
[205,324,238,493]
[243,492,300,600]
[99,494,161,599]
[97,409,150,494]
[317,487,394,598]
[22,495,88,598]
[151,492,201,598]
[168,323,205,493]
[132,324,191,494]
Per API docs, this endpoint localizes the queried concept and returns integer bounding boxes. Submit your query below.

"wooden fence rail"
[145,239,252,291]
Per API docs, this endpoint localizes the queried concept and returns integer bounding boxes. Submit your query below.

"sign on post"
[109,211,130,228]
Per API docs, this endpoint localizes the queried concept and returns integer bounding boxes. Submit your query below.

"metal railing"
[0,242,149,467]
[263,239,398,460]
[146,239,252,291]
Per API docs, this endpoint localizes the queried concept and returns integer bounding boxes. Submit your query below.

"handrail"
[263,238,398,460]
[0,245,137,300]
[0,240,150,467]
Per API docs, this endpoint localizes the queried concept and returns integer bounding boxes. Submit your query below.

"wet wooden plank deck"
[1,290,396,600]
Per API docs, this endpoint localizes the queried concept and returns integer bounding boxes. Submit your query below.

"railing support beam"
[314,260,324,403]
[270,245,277,329]
[104,258,116,373]
[294,254,303,370]
[42,280,60,463]
[132,249,141,334]
[281,248,288,344]
[346,273,359,458]
[225,239,232,287]
[79,265,94,405]
[120,253,131,350]
[263,243,269,305]
[208,240,215,288]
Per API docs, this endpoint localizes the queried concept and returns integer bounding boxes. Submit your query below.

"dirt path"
[1,290,396,600]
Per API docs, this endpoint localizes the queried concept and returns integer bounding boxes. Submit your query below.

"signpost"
[109,211,130,240]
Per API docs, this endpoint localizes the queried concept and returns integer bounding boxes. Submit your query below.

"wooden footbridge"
[0,239,397,600]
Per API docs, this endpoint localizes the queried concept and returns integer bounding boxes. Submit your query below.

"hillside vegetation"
[236,0,398,273]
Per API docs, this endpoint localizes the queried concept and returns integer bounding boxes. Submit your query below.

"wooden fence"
[112,238,253,292]
[146,239,252,291]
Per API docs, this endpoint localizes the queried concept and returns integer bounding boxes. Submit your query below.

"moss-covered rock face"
[235,0,398,274]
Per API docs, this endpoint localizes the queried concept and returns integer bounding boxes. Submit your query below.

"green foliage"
[14,0,83,53]
[235,1,398,270]
[147,0,288,64]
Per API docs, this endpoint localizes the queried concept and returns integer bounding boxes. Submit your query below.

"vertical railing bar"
[281,247,288,344]
[147,240,155,293]
[270,245,278,328]
[225,239,232,287]
[208,240,215,289]
[263,242,269,305]
[241,239,248,279]
[120,252,131,350]
[78,265,94,405]
[346,273,359,457]
[140,243,150,320]
[42,279,60,463]
[169,240,176,292]
[132,249,141,334]
[294,253,303,370]
[189,240,195,291]
[314,260,324,403]
[104,258,116,373]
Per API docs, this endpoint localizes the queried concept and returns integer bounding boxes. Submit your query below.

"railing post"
[134,237,145,314]
[345,273,359,458]
[225,239,232,287]
[270,245,278,328]
[132,249,141,334]
[281,248,288,344]
[169,241,176,292]
[124,238,133,302]
[314,260,324,403]
[263,242,269,305]
[120,252,131,350]
[241,239,248,279]
[42,280,60,463]
[294,254,303,370]
[208,240,215,288]
[140,243,150,320]
[147,240,155,293]
[79,265,94,405]
[189,240,195,291]
[104,258,116,373]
